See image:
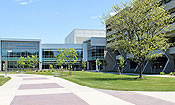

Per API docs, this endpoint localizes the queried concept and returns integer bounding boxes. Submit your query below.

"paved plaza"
[0,74,175,105]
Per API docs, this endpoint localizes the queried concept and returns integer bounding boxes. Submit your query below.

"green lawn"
[26,71,175,91]
[0,76,11,86]
[0,71,19,74]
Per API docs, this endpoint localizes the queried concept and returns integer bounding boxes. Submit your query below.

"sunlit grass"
[26,71,175,91]
[0,76,11,86]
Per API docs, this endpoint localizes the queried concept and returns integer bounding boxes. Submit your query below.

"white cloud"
[18,2,28,5]
[91,16,102,19]
[16,0,32,5]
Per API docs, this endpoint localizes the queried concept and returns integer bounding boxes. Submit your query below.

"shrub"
[169,72,174,76]
[23,69,27,72]
[160,72,165,75]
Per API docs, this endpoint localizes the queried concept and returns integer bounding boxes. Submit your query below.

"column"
[87,62,89,70]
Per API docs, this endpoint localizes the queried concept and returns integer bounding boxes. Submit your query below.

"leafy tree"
[25,56,32,69]
[82,61,87,71]
[118,57,126,75]
[105,0,174,78]
[63,49,69,70]
[49,64,54,70]
[30,55,39,70]
[56,48,78,75]
[66,48,78,75]
[55,49,64,69]
[96,58,102,72]
[17,57,25,70]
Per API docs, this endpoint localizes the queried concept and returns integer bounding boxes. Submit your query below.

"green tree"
[82,61,87,71]
[25,56,32,69]
[66,48,78,75]
[96,58,102,72]
[118,57,125,75]
[105,0,174,78]
[56,48,78,75]
[55,49,64,69]
[17,57,25,70]
[49,64,54,70]
[63,49,69,70]
[30,55,39,70]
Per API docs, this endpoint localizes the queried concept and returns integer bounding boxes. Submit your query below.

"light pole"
[5,50,12,78]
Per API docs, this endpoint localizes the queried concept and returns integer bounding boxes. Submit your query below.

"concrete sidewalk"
[0,74,175,105]
[0,74,133,105]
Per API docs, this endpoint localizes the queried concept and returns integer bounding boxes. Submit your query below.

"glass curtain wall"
[88,46,105,61]
[1,41,39,70]
[42,49,83,69]
[87,42,105,70]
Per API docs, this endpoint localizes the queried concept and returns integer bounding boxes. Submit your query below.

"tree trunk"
[138,64,142,79]
[69,65,72,75]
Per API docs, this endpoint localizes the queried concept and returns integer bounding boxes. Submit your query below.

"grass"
[0,76,11,86]
[25,71,175,91]
[0,71,19,74]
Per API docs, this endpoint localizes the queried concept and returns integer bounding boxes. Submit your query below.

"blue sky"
[0,0,126,44]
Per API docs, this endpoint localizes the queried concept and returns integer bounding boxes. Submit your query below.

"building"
[83,37,106,70]
[0,29,106,71]
[65,29,105,44]
[42,44,83,69]
[0,38,42,71]
[105,0,175,73]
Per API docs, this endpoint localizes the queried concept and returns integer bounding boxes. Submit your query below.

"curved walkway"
[0,74,175,105]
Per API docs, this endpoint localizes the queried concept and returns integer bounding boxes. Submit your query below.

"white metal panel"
[91,37,106,46]
[65,30,75,44]
[65,29,106,44]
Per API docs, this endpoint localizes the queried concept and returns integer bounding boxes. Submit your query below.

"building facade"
[0,38,42,71]
[65,29,106,44]
[42,44,83,70]
[105,0,175,73]
[83,37,106,70]
[0,30,106,71]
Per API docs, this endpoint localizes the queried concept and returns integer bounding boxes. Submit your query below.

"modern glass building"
[0,34,106,71]
[0,38,42,71]
[42,44,83,69]
[83,37,106,70]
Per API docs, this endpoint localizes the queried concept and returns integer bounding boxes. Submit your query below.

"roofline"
[42,44,82,46]
[65,29,105,39]
[0,38,41,42]
[83,37,106,43]
[73,29,105,31]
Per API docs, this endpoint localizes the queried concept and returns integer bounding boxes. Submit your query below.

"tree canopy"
[105,0,175,78]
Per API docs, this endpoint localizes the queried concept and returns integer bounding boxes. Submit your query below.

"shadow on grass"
[75,77,144,81]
